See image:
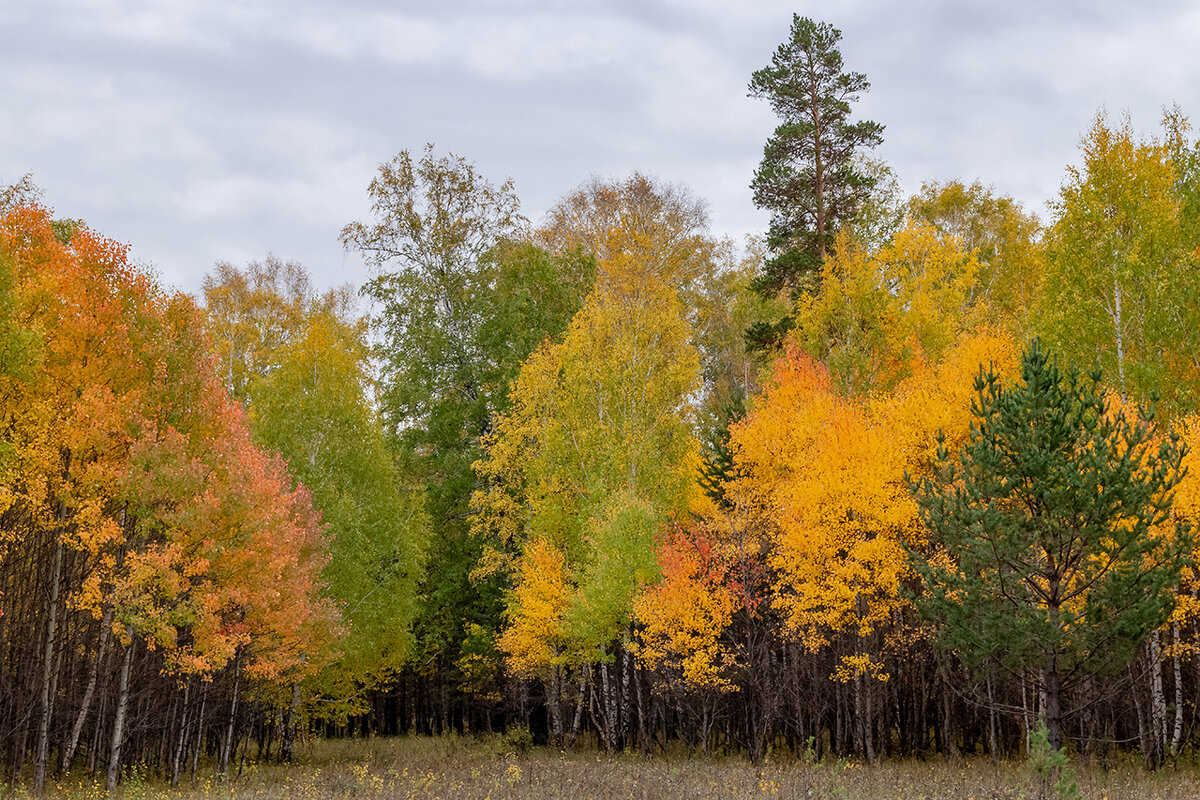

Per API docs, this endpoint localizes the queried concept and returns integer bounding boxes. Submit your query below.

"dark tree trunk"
[1041,660,1063,753]
[280,680,301,763]
[219,653,242,778]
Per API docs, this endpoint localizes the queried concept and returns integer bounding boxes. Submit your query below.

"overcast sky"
[4,1,1198,297]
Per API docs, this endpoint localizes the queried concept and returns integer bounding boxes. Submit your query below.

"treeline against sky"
[7,18,1200,791]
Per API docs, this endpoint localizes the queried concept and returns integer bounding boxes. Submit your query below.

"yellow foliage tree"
[474,232,701,667]
[1041,112,1193,408]
[907,179,1045,339]
[473,224,702,751]
[794,220,984,398]
[730,330,1018,675]
[498,539,572,678]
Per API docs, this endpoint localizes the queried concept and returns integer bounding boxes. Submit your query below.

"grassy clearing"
[13,736,1200,800]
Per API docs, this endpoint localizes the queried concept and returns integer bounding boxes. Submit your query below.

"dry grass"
[17,736,1200,800]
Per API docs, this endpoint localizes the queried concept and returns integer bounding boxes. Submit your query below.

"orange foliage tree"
[727,330,1018,758]
[0,204,337,788]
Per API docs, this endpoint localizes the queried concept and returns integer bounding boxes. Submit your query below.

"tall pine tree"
[747,15,884,351]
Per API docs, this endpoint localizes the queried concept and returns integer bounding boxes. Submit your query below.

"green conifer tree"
[746,15,884,351]
[910,340,1190,752]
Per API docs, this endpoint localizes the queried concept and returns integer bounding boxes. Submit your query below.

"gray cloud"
[4,1,1198,295]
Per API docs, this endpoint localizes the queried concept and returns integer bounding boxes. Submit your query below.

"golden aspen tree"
[474,223,702,752]
[730,331,1017,675]
[632,524,739,693]
[794,220,985,398]
[907,179,1045,338]
[1041,112,1191,408]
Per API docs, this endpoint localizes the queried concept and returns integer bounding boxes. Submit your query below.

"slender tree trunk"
[1150,630,1166,766]
[1172,621,1184,758]
[280,680,301,763]
[106,640,134,794]
[46,603,66,772]
[1112,276,1126,389]
[634,658,648,756]
[940,670,958,758]
[89,670,107,774]
[236,719,249,778]
[600,660,617,752]
[1021,674,1032,755]
[1132,665,1150,764]
[621,644,633,750]
[262,709,275,762]
[11,708,29,786]
[219,653,242,778]
[568,668,586,748]
[857,671,875,764]
[834,676,844,757]
[853,673,865,758]
[917,663,929,755]
[171,679,191,787]
[409,673,417,734]
[439,669,449,735]
[190,681,207,782]
[810,84,826,261]
[986,675,998,761]
[63,606,114,774]
[547,667,563,747]
[34,539,64,792]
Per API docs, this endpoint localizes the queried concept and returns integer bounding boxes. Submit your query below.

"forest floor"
[13,735,1200,800]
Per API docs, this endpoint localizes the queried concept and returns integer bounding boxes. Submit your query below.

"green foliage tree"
[201,257,320,404]
[0,245,36,406]
[0,173,43,215]
[1163,105,1200,247]
[538,173,751,447]
[342,146,589,524]
[910,340,1190,752]
[847,156,905,253]
[698,389,744,510]
[1041,112,1200,413]
[746,14,884,350]
[202,261,427,721]
[0,177,42,442]
[1159,108,1200,412]
[341,146,591,719]
[792,219,983,398]
[689,237,780,437]
[248,309,429,701]
[475,230,701,738]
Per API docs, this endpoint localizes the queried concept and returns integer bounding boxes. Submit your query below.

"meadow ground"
[14,735,1200,800]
